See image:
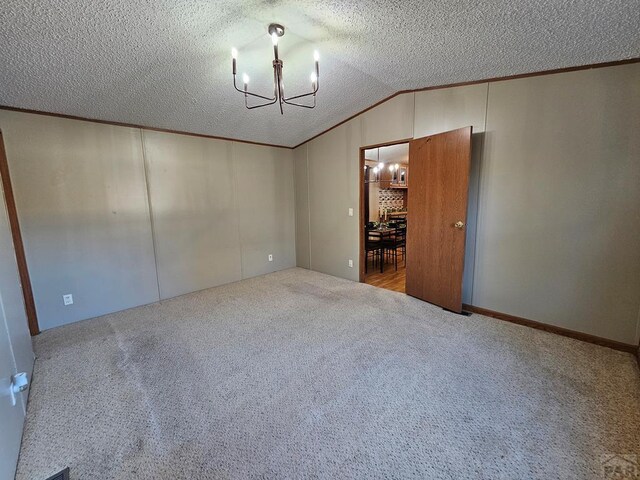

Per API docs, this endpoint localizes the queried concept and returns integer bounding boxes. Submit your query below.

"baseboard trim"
[462,304,638,355]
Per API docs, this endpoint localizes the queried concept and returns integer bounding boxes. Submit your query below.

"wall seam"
[412,92,416,139]
[292,149,299,265]
[634,302,640,345]
[231,142,245,279]
[305,144,312,270]
[139,129,162,302]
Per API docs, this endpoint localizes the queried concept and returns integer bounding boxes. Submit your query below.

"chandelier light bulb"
[395,163,399,169]
[271,32,279,46]
[231,49,237,75]
[389,165,394,172]
[373,167,379,174]
[310,72,317,83]
[242,73,250,84]
[314,50,320,62]
[378,162,384,169]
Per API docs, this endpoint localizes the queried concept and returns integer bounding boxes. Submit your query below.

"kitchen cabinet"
[366,161,408,188]
[392,165,408,187]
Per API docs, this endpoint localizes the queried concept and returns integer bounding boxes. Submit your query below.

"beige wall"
[294,63,640,345]
[475,65,640,344]
[233,142,296,278]
[306,117,362,281]
[361,93,415,146]
[0,111,296,329]
[0,112,159,330]
[142,131,241,299]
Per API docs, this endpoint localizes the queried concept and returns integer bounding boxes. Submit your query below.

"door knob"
[454,221,465,229]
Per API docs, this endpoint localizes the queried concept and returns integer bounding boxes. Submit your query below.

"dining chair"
[365,227,383,273]
[382,226,406,271]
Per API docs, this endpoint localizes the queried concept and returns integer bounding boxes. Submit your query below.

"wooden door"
[405,127,472,312]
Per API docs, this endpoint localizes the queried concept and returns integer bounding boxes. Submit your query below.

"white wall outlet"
[268,254,273,262]
[348,208,354,217]
[63,294,73,306]
[348,259,353,268]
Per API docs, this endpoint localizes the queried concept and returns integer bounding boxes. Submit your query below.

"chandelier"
[231,23,319,114]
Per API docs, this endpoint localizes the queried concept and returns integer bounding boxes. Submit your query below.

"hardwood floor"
[364,259,406,293]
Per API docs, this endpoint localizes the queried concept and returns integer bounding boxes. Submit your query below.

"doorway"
[361,142,410,293]
[359,127,473,313]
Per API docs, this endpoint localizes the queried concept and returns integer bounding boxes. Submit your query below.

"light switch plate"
[268,254,273,262]
[348,259,353,268]
[348,208,354,217]
[63,294,73,306]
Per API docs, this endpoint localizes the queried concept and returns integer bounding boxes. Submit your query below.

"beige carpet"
[17,268,640,479]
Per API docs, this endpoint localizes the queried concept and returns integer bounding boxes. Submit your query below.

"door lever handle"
[454,221,465,229]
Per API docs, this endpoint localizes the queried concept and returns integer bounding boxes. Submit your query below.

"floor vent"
[45,467,69,480]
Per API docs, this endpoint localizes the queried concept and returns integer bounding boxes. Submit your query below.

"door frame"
[359,137,413,282]
[0,130,39,335]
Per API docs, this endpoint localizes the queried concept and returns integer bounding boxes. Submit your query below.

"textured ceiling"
[1,1,638,147]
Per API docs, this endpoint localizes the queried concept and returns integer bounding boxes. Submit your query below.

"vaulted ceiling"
[1,1,638,147]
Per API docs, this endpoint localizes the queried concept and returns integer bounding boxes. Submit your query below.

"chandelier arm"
[281,96,316,108]
[243,89,277,101]
[245,97,279,109]
[281,101,315,109]
[283,89,318,102]
[233,75,276,101]
[282,80,319,102]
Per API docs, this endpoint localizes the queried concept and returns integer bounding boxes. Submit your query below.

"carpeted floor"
[17,268,640,479]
